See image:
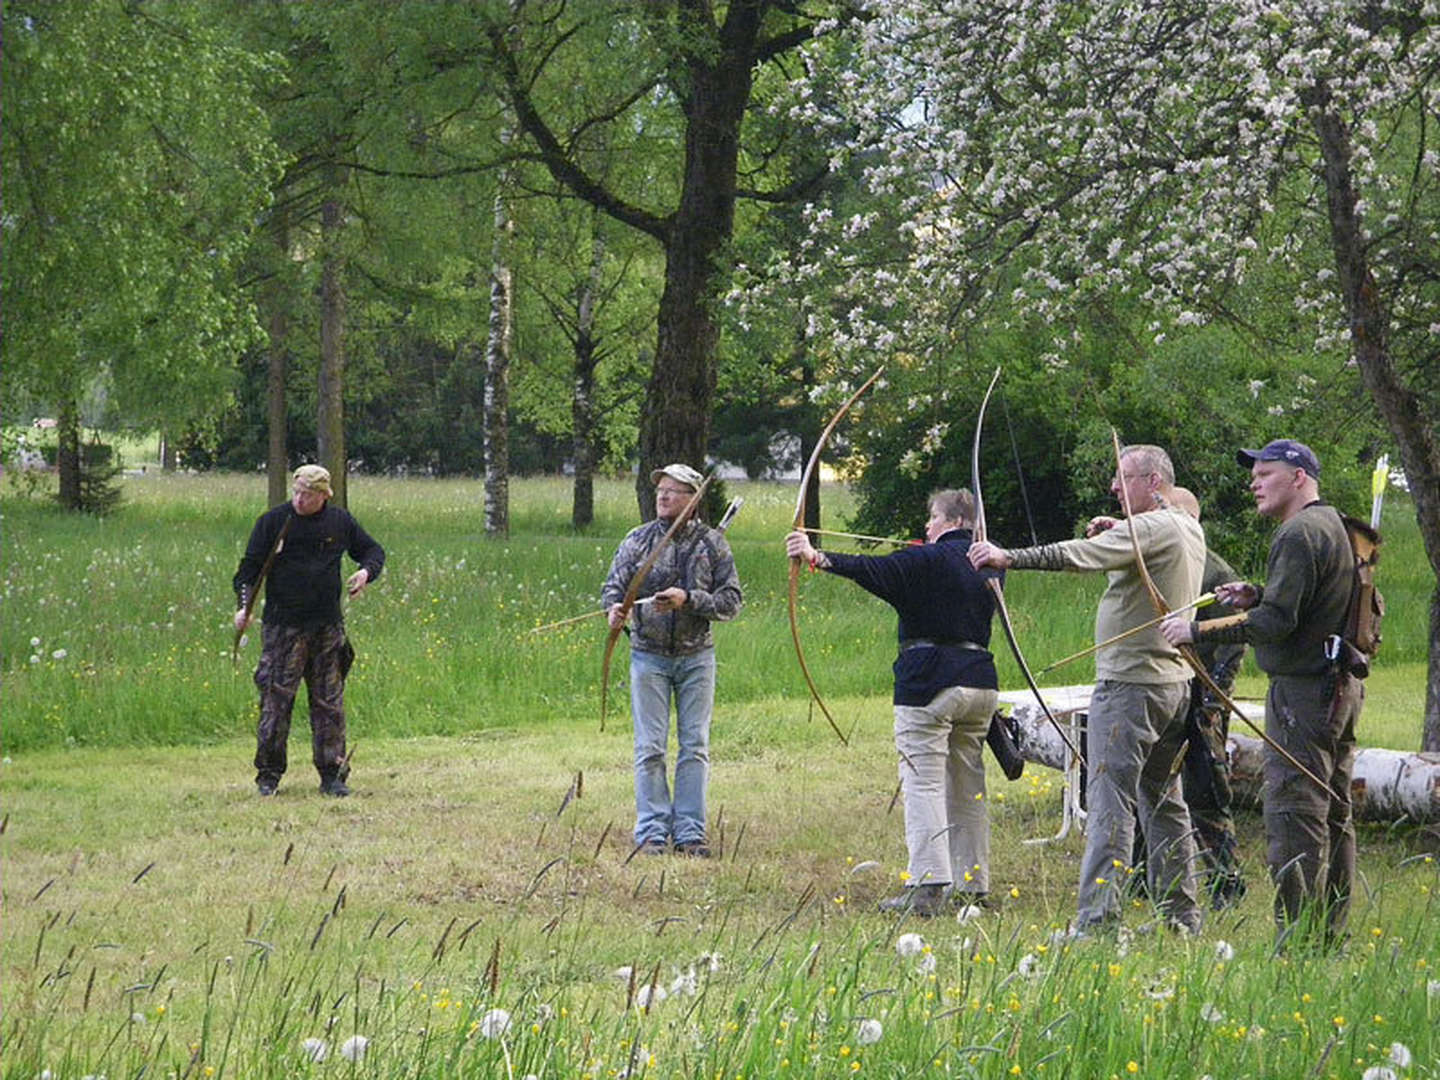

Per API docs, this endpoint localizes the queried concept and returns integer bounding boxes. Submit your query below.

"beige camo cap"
[293,464,333,497]
[649,463,704,490]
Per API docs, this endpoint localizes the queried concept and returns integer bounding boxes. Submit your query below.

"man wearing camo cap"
[601,464,742,857]
[233,465,385,798]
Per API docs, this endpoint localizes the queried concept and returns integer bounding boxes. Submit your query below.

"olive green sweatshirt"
[1195,502,1352,677]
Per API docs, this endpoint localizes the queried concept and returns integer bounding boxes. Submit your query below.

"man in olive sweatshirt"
[1163,439,1360,948]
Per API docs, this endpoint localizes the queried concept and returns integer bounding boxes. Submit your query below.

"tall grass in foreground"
[0,473,1430,753]
[1,732,1435,1079]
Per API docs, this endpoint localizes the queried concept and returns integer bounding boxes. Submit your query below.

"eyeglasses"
[656,486,693,498]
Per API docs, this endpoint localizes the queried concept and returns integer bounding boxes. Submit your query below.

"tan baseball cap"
[649,463,704,490]
[293,464,333,497]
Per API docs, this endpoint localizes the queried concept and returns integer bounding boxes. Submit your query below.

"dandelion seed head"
[130,1013,145,1025]
[340,1035,368,1062]
[1214,940,1235,961]
[856,1018,883,1045]
[1362,1068,1397,1080]
[1018,953,1041,978]
[30,637,40,647]
[51,649,66,660]
[1388,1043,1412,1067]
[300,1038,327,1062]
[918,952,937,974]
[895,933,925,957]
[635,984,667,1008]
[956,903,984,925]
[479,1008,512,1039]
[1200,1003,1224,1023]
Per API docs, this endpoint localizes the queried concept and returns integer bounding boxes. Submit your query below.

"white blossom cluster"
[740,0,1439,367]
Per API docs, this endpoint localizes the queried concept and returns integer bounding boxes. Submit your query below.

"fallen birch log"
[998,686,1440,825]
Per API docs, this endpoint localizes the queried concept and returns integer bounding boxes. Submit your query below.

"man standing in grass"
[233,465,385,798]
[1163,440,1361,949]
[970,445,1206,936]
[788,489,999,917]
[603,464,742,857]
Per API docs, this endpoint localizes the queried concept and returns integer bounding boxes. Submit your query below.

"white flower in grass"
[670,967,699,997]
[1362,1068,1397,1080]
[699,951,723,973]
[955,903,984,925]
[917,952,936,974]
[29,655,39,664]
[895,933,925,957]
[38,1070,53,1080]
[1017,953,1041,979]
[856,1018,883,1045]
[635,984,667,1008]
[612,965,635,981]
[1429,979,1440,1000]
[130,1012,145,1025]
[51,649,67,660]
[300,1038,327,1062]
[30,637,41,647]
[532,1003,555,1024]
[1213,940,1235,961]
[340,1035,368,1062]
[1199,1003,1224,1023]
[1388,1042,1412,1068]
[478,1009,512,1039]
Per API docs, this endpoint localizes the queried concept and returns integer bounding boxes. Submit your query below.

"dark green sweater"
[1197,502,1350,677]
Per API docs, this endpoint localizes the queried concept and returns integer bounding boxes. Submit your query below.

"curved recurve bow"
[232,512,295,664]
[788,366,886,747]
[1108,428,1331,795]
[601,474,714,730]
[972,368,1085,764]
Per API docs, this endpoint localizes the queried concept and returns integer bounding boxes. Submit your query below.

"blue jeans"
[630,648,715,845]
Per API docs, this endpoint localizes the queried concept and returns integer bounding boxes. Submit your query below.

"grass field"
[1,472,1435,1078]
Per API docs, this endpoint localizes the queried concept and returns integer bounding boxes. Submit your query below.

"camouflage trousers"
[253,621,353,782]
[1180,698,1241,882]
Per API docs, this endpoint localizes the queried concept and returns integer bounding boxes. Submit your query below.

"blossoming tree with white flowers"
[772,0,1440,747]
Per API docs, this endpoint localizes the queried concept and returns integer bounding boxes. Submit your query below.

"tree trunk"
[266,214,290,507]
[484,180,512,538]
[266,299,289,507]
[318,182,347,509]
[571,226,605,530]
[55,396,81,510]
[160,433,176,472]
[1310,96,1440,751]
[633,13,758,521]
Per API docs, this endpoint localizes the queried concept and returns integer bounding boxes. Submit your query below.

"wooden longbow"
[788,366,886,746]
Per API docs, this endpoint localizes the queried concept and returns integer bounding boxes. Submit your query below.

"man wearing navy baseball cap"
[1163,438,1361,949]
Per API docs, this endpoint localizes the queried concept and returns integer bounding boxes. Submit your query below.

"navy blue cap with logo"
[1236,439,1321,478]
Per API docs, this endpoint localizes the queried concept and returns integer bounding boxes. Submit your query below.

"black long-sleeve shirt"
[233,502,385,629]
[821,528,999,705]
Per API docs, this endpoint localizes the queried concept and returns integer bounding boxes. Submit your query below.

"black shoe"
[319,775,350,798]
[878,884,946,917]
[1210,873,1247,911]
[256,777,278,797]
[675,840,712,858]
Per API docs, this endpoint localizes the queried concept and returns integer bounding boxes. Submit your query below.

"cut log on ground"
[998,686,1440,825]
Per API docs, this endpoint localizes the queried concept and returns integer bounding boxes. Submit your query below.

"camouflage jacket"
[600,518,742,656]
